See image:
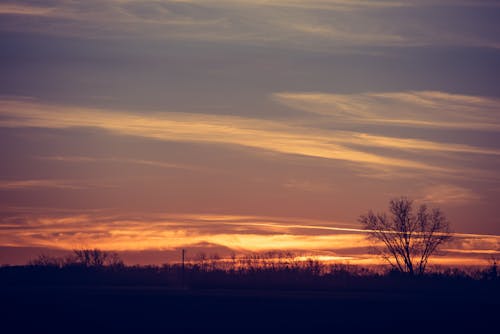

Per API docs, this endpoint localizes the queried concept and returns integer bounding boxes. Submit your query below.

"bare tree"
[107,252,125,268]
[28,254,63,267]
[73,248,110,267]
[359,197,452,275]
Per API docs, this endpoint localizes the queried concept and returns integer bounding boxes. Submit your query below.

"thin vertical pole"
[181,249,185,288]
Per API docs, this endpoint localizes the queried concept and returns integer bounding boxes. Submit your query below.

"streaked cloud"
[0,179,109,190]
[0,98,453,173]
[0,209,497,265]
[0,210,367,251]
[38,155,207,173]
[447,233,500,256]
[344,133,500,156]
[0,3,53,16]
[283,179,331,193]
[420,184,481,204]
[1,0,499,49]
[273,91,500,131]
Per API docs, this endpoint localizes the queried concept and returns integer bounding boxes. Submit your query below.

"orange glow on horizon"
[1,212,498,266]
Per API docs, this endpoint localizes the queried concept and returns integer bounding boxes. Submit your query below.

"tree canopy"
[360,197,452,275]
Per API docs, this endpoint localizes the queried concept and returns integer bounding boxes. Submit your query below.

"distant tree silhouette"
[28,250,123,268]
[28,254,64,267]
[108,252,125,268]
[483,256,498,280]
[359,197,452,275]
[72,249,123,267]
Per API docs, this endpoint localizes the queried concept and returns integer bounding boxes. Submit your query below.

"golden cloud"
[0,210,497,266]
[0,99,453,173]
[273,91,500,131]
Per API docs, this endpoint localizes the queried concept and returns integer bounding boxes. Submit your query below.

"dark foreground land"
[1,261,499,333]
[1,283,498,333]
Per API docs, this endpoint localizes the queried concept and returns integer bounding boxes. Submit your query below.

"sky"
[0,0,499,265]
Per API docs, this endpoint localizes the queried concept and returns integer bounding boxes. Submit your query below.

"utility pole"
[181,249,186,288]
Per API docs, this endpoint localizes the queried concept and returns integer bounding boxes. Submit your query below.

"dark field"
[1,283,498,333]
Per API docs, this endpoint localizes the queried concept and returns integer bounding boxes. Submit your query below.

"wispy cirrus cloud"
[0,179,110,190]
[1,1,499,49]
[419,184,481,205]
[0,210,365,251]
[322,132,500,156]
[0,98,454,173]
[0,209,497,265]
[282,179,331,193]
[273,91,500,131]
[0,3,53,16]
[37,155,207,173]
[270,90,500,183]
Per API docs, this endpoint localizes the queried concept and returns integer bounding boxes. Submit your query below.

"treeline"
[28,249,124,268]
[0,249,498,290]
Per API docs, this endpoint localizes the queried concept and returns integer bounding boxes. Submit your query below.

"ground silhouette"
[0,252,498,333]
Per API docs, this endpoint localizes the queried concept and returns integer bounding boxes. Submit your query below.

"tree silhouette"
[359,197,452,275]
[72,249,122,267]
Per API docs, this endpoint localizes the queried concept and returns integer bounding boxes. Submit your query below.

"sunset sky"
[1,0,499,265]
